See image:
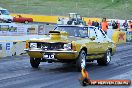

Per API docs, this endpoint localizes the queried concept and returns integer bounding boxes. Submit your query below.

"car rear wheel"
[30,57,41,68]
[76,50,86,71]
[25,21,29,24]
[97,50,111,65]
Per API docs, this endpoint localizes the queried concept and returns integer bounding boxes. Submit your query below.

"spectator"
[116,20,120,31]
[92,21,95,26]
[94,20,99,27]
[129,21,132,31]
[128,21,131,28]
[87,19,92,26]
[112,21,118,29]
[99,22,102,28]
[122,20,128,31]
[101,18,108,34]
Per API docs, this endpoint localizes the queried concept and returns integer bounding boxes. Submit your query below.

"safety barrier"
[112,31,126,44]
[0,41,25,58]
[0,35,48,58]
[126,31,132,42]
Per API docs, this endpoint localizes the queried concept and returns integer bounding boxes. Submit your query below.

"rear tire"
[97,50,111,65]
[76,50,86,71]
[30,57,40,68]
[25,21,29,24]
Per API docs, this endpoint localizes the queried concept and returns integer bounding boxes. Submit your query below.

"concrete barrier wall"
[0,42,13,57]
[0,35,48,58]
[0,41,27,58]
[0,23,27,35]
[0,23,56,36]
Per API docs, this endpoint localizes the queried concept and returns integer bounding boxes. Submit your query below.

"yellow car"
[25,25,116,71]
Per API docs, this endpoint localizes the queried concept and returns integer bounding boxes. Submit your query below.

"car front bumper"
[24,48,77,54]
[24,48,78,59]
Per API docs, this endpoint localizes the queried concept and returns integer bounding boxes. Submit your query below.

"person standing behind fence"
[123,20,128,31]
[94,20,99,28]
[129,21,132,31]
[112,21,118,30]
[116,21,120,31]
[101,18,108,34]
[92,21,95,26]
[87,19,92,26]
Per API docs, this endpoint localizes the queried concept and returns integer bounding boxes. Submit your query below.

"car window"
[54,26,88,38]
[88,27,97,38]
[94,27,107,41]
[96,28,104,38]
[0,10,9,15]
[99,28,106,37]
[96,28,106,38]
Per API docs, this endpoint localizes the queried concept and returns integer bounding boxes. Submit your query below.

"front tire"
[30,57,41,68]
[97,50,111,65]
[76,50,86,71]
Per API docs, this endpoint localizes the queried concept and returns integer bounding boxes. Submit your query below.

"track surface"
[0,43,132,88]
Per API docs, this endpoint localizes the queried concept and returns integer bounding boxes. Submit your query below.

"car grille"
[37,42,64,50]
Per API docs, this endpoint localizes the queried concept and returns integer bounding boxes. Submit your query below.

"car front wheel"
[30,57,41,68]
[76,50,86,71]
[97,50,111,65]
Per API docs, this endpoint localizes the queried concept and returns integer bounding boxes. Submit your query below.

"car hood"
[28,35,83,43]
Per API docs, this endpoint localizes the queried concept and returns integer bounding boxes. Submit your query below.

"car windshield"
[0,10,9,15]
[54,26,88,38]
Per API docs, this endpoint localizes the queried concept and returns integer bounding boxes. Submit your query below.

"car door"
[100,28,112,52]
[86,27,101,54]
[94,27,108,53]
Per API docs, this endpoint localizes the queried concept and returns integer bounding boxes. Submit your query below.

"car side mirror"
[90,36,96,40]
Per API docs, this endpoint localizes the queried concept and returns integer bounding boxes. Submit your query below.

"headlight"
[63,43,71,50]
[30,43,37,48]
